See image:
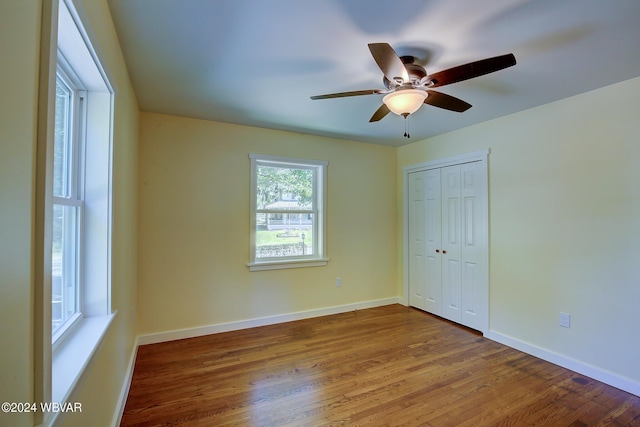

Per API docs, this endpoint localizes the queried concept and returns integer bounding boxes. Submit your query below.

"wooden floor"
[121,305,640,426]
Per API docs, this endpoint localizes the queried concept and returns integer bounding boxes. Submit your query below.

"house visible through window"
[249,154,328,271]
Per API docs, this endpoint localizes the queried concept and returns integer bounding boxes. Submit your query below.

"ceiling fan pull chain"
[403,113,410,138]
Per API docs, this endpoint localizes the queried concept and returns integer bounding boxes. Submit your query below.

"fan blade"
[310,89,382,100]
[368,43,409,83]
[424,90,472,112]
[369,104,390,122]
[429,53,516,88]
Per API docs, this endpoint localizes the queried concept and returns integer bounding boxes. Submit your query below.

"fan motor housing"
[383,56,427,89]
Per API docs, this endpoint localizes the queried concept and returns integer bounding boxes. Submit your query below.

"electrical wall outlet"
[336,277,342,287]
[559,312,571,328]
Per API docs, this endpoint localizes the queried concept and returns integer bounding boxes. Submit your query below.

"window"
[249,154,328,271]
[52,65,85,342]
[42,0,115,415]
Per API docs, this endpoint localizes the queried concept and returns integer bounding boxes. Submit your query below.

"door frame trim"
[402,149,489,174]
[402,149,490,332]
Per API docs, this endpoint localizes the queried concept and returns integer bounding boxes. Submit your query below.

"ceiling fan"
[311,43,516,137]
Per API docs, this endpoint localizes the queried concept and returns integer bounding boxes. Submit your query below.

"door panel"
[408,172,426,310]
[444,258,461,321]
[423,169,442,315]
[459,161,487,331]
[441,165,462,322]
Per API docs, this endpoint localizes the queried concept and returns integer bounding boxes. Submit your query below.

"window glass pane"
[52,204,79,334]
[250,155,326,269]
[256,165,313,210]
[256,213,315,259]
[54,76,72,198]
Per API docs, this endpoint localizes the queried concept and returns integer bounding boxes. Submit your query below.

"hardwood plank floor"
[121,305,640,426]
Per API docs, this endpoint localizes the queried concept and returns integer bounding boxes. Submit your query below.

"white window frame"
[248,154,329,271]
[52,58,86,345]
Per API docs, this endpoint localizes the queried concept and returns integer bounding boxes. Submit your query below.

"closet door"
[441,165,462,323]
[406,155,488,333]
[423,169,442,315]
[408,172,427,310]
[459,161,487,331]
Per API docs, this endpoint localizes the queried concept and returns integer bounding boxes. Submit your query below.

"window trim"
[34,0,117,424]
[248,154,329,271]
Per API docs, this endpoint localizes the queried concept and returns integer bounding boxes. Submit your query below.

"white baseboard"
[137,297,400,346]
[111,342,139,427]
[485,330,640,397]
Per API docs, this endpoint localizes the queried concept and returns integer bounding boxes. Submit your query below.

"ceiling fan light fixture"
[382,89,428,116]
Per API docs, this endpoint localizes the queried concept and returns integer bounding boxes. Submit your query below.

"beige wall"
[398,76,640,386]
[0,2,41,426]
[63,0,139,425]
[137,113,398,335]
[0,1,139,426]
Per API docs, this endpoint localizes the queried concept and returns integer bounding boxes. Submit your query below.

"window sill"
[52,312,116,404]
[248,258,330,271]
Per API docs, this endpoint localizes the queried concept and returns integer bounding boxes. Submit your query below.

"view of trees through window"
[256,165,312,209]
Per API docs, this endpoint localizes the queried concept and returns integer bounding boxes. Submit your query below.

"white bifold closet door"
[408,160,487,332]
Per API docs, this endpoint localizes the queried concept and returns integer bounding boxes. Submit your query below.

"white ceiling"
[107,0,640,147]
